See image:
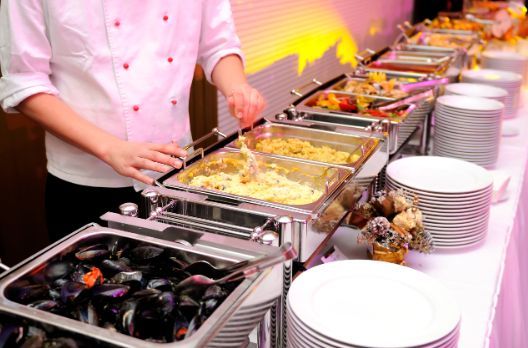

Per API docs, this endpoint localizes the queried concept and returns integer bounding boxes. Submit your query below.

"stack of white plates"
[444,82,508,106]
[433,95,503,168]
[287,260,461,348]
[461,69,522,118]
[385,156,493,249]
[481,50,528,85]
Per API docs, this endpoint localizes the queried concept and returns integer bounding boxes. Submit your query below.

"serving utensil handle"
[0,259,10,272]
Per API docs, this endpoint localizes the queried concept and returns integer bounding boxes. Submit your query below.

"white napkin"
[488,169,511,203]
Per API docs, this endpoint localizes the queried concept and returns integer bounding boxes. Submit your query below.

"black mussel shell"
[101,259,132,274]
[42,337,78,348]
[156,292,175,315]
[6,283,50,304]
[202,298,220,316]
[28,299,58,311]
[146,278,172,291]
[75,244,110,261]
[45,262,74,281]
[75,302,99,326]
[49,288,62,301]
[202,285,227,301]
[20,333,45,348]
[129,246,164,263]
[117,300,138,336]
[178,295,200,320]
[111,271,142,284]
[0,324,25,347]
[92,284,130,299]
[60,282,86,304]
[132,288,161,299]
[168,257,188,270]
[53,278,69,289]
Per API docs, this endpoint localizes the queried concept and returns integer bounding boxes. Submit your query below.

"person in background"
[0,1,265,242]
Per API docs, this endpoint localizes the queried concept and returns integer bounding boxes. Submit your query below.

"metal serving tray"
[0,224,281,348]
[164,147,350,213]
[225,123,381,172]
[297,90,416,122]
[366,57,451,74]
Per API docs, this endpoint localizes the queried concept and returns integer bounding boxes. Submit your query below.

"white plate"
[445,83,508,99]
[433,146,499,155]
[385,173,492,197]
[433,126,500,138]
[385,182,492,203]
[462,69,523,83]
[387,157,492,194]
[423,211,490,223]
[288,310,460,348]
[288,260,460,348]
[433,140,500,151]
[436,95,504,112]
[433,234,487,245]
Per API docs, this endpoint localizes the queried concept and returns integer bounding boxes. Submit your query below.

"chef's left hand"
[227,83,265,128]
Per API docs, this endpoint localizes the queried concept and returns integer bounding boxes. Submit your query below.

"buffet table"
[331,90,528,348]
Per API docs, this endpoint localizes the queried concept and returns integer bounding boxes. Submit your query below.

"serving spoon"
[174,242,296,290]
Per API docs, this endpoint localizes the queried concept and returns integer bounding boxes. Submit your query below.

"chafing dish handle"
[182,127,227,151]
[354,48,376,65]
[290,78,323,97]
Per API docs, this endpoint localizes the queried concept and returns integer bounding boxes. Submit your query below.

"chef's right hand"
[102,140,187,184]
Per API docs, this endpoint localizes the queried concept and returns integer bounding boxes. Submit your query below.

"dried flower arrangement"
[349,189,434,263]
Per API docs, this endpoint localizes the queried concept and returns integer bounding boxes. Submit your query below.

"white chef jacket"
[0,0,243,187]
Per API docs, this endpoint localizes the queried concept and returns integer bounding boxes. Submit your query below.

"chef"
[0,1,265,241]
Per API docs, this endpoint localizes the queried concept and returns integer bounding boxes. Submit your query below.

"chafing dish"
[166,147,349,211]
[0,223,282,347]
[277,75,435,155]
[366,56,451,74]
[225,123,380,172]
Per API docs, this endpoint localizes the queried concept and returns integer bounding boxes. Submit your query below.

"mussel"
[74,244,110,261]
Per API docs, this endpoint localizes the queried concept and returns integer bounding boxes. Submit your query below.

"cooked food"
[430,17,483,31]
[411,32,474,48]
[312,92,406,118]
[189,168,322,205]
[340,72,408,99]
[255,137,360,165]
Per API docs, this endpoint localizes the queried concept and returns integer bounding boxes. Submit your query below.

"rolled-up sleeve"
[0,0,59,113]
[197,0,245,84]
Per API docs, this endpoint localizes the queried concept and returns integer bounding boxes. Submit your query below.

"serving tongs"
[174,242,297,288]
[154,128,228,188]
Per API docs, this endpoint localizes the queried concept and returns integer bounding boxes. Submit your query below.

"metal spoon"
[174,243,297,290]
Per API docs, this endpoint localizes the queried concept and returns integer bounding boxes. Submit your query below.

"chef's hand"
[102,140,187,185]
[227,83,266,128]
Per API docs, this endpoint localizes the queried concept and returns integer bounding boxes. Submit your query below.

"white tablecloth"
[331,92,528,348]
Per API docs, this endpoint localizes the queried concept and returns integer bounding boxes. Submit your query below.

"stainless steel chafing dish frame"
[0,223,283,348]
[275,73,436,155]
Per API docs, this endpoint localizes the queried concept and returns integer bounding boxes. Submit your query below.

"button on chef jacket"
[0,1,243,188]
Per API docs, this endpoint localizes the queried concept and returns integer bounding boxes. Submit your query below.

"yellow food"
[188,170,322,205]
[255,138,360,164]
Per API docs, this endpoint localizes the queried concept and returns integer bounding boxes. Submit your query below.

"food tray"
[0,225,281,347]
[297,90,415,122]
[226,123,380,172]
[163,147,350,212]
[366,57,451,74]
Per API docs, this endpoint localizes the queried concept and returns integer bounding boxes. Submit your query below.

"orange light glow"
[235,1,358,75]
